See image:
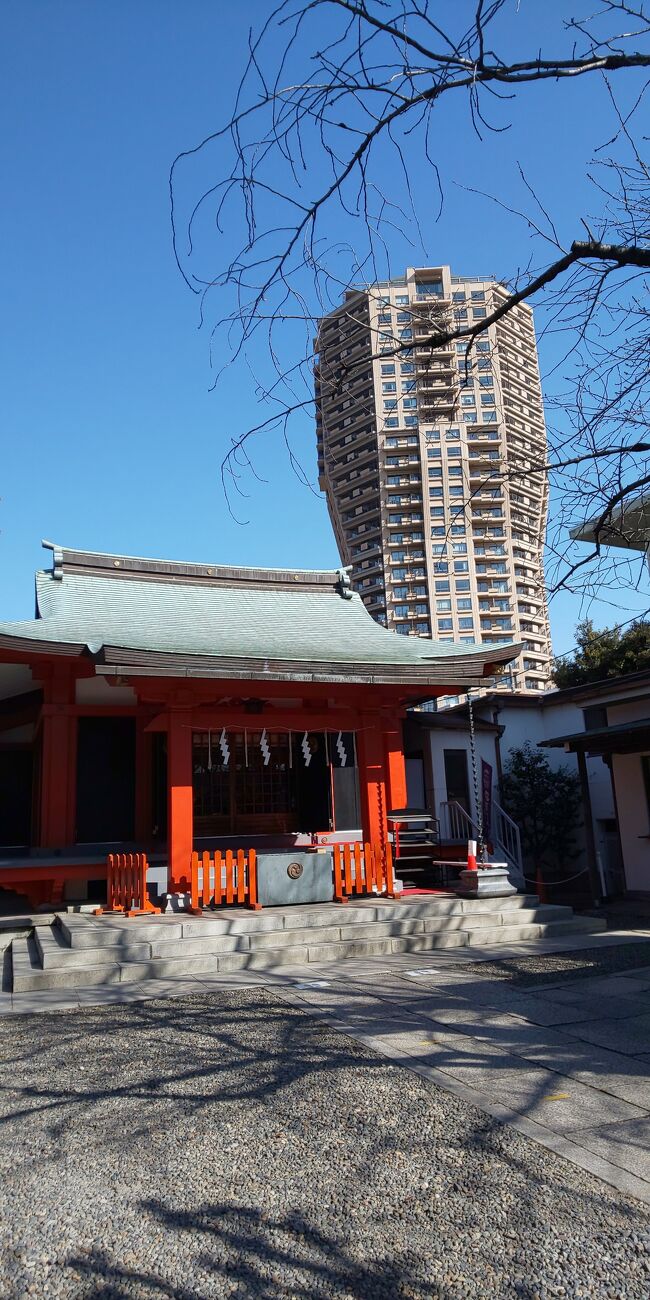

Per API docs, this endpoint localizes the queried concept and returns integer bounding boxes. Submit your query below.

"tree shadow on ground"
[66,1203,467,1300]
[0,986,648,1299]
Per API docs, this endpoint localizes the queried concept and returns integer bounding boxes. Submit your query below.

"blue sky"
[1,1,648,652]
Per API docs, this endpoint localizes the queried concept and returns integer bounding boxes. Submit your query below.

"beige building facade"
[315,265,552,695]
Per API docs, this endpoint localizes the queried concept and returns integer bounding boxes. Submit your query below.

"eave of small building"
[404,711,502,734]
[571,490,650,553]
[540,716,650,756]
[438,667,650,717]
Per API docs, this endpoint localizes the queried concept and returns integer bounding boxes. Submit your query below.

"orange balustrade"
[333,840,398,903]
[95,853,161,917]
[190,848,261,911]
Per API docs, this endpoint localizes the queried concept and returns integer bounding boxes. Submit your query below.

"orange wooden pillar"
[383,723,408,814]
[167,709,193,892]
[356,714,388,850]
[38,667,76,848]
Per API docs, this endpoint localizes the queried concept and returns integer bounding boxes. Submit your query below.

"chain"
[466,691,485,863]
[377,779,387,860]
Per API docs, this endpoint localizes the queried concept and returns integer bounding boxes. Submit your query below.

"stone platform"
[10,894,606,992]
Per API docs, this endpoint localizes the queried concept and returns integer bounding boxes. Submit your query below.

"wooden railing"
[333,841,398,903]
[190,849,261,911]
[96,853,161,917]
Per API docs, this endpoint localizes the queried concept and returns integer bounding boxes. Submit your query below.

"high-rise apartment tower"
[315,265,552,694]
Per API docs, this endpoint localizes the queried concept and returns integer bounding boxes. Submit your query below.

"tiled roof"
[0,543,518,686]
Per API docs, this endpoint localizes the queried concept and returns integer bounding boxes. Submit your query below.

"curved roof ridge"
[40,541,351,591]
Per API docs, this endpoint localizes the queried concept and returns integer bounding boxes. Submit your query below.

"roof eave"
[94,642,512,687]
[0,633,85,659]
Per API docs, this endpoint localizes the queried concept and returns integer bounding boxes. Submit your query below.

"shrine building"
[0,542,516,909]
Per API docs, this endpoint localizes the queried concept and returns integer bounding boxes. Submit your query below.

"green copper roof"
[0,543,518,687]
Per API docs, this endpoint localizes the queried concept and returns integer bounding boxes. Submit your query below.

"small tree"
[501,743,582,883]
[553,618,650,688]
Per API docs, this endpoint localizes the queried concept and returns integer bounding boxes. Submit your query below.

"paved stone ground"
[279,950,650,1202]
[0,988,649,1299]
[464,940,650,986]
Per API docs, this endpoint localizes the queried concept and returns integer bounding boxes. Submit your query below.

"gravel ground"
[0,989,648,1299]
[462,941,650,987]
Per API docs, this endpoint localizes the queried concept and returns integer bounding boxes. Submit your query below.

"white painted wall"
[422,696,616,882]
[607,697,650,725]
[423,726,495,826]
[601,695,650,893]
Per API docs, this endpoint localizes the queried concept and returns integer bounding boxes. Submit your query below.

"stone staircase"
[10,894,607,992]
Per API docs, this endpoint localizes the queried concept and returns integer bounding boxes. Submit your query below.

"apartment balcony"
[387,512,424,528]
[415,342,455,360]
[331,449,378,477]
[478,602,513,615]
[418,385,457,403]
[470,492,504,508]
[385,476,423,491]
[477,576,511,589]
[355,559,384,581]
[329,439,378,469]
[419,401,457,421]
[382,454,421,468]
[340,478,381,504]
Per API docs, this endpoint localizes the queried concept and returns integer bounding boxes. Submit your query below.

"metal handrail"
[439,799,524,887]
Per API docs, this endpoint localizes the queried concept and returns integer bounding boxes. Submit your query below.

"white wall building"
[541,671,650,898]
[404,680,630,901]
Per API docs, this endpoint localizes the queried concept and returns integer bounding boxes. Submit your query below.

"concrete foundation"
[456,864,518,898]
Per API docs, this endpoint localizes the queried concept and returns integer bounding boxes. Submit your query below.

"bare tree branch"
[169,0,650,610]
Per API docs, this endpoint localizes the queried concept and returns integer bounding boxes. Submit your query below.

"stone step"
[465,916,607,947]
[53,907,570,966]
[41,906,575,969]
[419,904,571,934]
[12,928,472,990]
[12,936,121,992]
[36,926,152,969]
[58,894,542,948]
[11,905,605,993]
[58,916,186,948]
[11,894,608,993]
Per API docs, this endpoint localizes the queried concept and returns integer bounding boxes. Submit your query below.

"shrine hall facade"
[0,542,516,907]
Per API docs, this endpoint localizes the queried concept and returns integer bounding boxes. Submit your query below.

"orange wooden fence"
[190,849,261,911]
[95,853,161,917]
[333,841,398,903]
